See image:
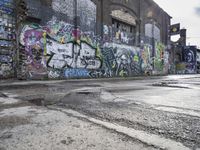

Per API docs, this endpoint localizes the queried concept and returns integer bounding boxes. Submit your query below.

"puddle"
[77,91,92,95]
[29,98,44,106]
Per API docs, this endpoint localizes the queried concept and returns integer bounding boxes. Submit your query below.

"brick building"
[0,0,171,79]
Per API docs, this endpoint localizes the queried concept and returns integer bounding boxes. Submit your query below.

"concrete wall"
[1,0,171,79]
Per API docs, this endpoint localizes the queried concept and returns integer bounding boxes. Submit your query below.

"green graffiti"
[154,42,165,72]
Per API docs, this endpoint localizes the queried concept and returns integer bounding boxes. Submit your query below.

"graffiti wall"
[17,0,169,79]
[102,43,142,77]
[19,26,167,79]
[183,46,196,74]
[19,0,101,79]
[0,0,15,78]
[141,44,153,74]
[19,18,159,79]
[19,20,149,79]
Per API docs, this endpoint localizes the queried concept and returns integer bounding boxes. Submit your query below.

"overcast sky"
[153,0,200,47]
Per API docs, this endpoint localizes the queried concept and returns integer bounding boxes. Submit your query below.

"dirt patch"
[60,89,101,106]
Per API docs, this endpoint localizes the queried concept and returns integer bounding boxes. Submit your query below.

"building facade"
[197,48,200,73]
[0,0,171,79]
[171,28,199,74]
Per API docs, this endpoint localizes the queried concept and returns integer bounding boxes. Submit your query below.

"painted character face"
[186,50,194,63]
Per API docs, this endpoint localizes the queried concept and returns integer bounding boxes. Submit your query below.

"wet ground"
[0,75,200,150]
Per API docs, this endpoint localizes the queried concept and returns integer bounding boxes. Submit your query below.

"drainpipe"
[152,19,155,72]
[74,0,77,29]
[100,0,104,42]
[15,0,19,78]
[138,0,141,47]
[180,29,187,47]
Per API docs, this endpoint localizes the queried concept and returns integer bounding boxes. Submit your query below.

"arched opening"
[110,8,137,45]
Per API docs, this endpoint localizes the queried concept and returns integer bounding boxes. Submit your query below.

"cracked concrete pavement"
[0,74,200,150]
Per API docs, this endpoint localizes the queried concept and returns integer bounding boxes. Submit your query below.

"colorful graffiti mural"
[102,43,143,77]
[47,41,101,70]
[19,24,47,78]
[19,17,168,79]
[141,44,153,74]
[17,0,169,79]
[19,16,102,79]
[154,42,165,74]
[182,47,196,74]
[176,46,197,74]
[0,53,13,78]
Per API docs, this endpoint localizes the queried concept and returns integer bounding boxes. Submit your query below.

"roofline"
[149,0,172,19]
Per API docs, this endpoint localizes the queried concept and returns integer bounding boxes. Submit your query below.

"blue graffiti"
[0,55,12,63]
[64,69,89,78]
[0,40,13,47]
[0,0,14,14]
